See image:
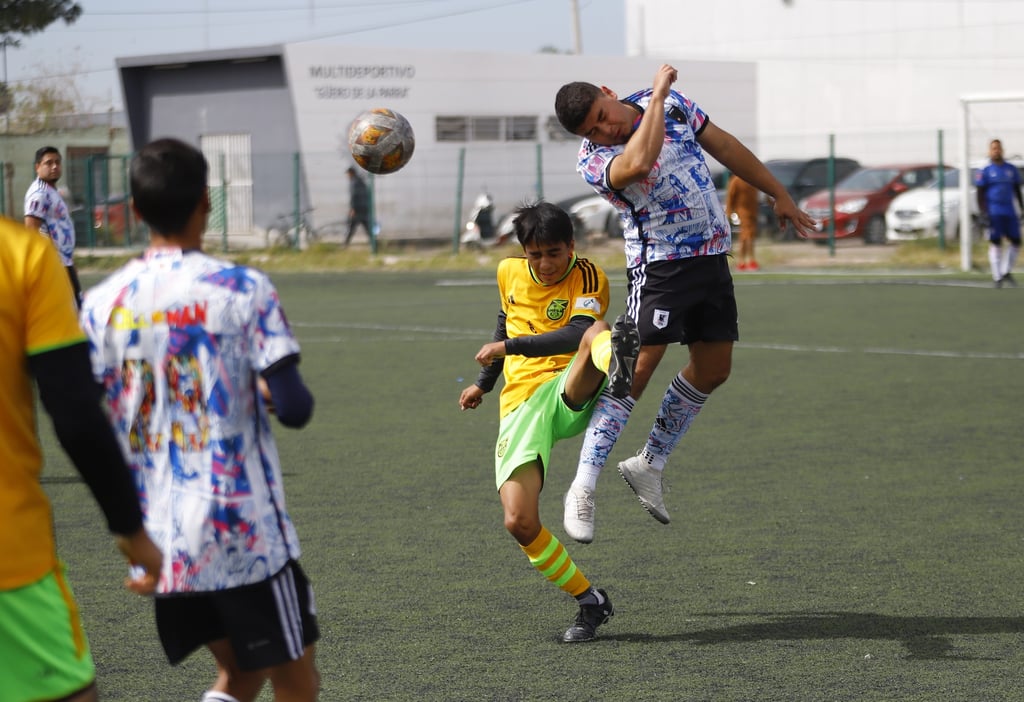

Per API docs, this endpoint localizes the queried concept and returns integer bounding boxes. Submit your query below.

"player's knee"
[580,320,609,349]
[503,512,540,544]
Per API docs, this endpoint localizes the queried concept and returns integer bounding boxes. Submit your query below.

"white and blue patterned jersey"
[24,177,75,266]
[975,161,1022,217]
[576,88,730,268]
[80,248,302,594]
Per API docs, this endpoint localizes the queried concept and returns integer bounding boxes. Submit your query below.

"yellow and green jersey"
[496,255,609,417]
[0,217,84,590]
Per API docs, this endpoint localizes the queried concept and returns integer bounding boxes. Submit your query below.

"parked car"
[556,193,624,239]
[92,193,137,244]
[885,168,978,243]
[799,163,940,244]
[759,157,862,240]
[886,159,1024,244]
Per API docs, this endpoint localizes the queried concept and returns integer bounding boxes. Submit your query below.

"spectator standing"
[726,174,761,271]
[24,146,81,307]
[344,166,372,246]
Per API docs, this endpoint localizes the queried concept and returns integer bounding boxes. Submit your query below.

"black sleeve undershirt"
[474,313,595,392]
[27,342,144,537]
[261,356,314,428]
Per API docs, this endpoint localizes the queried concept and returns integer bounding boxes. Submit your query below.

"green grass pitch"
[40,270,1024,701]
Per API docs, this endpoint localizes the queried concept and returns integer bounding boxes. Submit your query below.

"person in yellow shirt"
[0,217,161,702]
[458,201,639,643]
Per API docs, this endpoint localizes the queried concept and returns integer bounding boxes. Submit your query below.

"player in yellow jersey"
[458,201,639,643]
[0,217,161,702]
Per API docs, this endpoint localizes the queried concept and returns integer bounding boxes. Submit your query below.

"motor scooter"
[460,190,509,250]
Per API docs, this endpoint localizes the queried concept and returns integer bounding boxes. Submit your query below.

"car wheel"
[863,216,886,245]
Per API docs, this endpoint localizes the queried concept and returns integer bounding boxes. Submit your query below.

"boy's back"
[81,248,302,593]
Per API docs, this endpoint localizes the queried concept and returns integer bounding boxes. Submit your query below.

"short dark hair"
[34,146,60,164]
[554,82,603,135]
[510,200,574,248]
[130,138,208,235]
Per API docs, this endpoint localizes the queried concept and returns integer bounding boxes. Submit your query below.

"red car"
[92,194,136,244]
[799,164,940,244]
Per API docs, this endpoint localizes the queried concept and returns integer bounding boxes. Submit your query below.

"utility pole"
[570,0,582,54]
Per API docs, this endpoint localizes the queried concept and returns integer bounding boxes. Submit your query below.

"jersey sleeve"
[25,235,85,356]
[248,270,302,373]
[569,257,610,322]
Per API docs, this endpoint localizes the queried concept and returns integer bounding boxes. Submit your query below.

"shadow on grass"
[606,611,1024,660]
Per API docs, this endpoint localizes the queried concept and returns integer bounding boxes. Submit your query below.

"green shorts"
[494,355,607,490]
[0,565,95,702]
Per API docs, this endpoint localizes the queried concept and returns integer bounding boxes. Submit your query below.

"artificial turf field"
[42,269,1024,701]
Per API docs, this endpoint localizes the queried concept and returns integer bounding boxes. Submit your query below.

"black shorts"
[154,561,319,671]
[625,254,739,346]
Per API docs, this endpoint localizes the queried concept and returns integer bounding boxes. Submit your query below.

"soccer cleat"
[747,260,761,271]
[618,454,670,524]
[563,485,596,544]
[1002,273,1018,287]
[562,589,614,643]
[606,314,640,400]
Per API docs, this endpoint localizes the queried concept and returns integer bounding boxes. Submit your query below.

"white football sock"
[989,244,1002,281]
[1004,245,1020,277]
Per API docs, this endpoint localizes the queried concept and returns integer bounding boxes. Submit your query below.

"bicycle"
[266,208,317,249]
[266,209,349,249]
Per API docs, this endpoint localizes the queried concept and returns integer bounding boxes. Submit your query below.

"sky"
[5,0,625,112]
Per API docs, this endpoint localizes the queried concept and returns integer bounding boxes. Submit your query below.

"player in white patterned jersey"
[24,146,81,307]
[80,138,319,701]
[555,64,816,541]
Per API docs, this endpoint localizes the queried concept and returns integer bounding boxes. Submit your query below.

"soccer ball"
[347,108,416,175]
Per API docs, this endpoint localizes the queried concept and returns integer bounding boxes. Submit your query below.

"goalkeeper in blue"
[458,200,640,643]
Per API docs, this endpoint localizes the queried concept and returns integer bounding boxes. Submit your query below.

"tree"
[7,77,79,132]
[0,0,82,45]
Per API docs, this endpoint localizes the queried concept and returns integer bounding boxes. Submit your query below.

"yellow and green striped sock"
[521,526,590,597]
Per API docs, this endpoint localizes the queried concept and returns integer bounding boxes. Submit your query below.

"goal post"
[959,93,1024,272]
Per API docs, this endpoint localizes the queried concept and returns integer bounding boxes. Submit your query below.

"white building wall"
[627,0,1024,165]
[282,44,756,238]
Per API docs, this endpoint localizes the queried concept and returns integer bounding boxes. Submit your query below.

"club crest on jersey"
[546,299,569,321]
[653,309,670,329]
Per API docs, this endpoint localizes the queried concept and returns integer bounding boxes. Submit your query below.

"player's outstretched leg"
[619,452,670,524]
[606,314,640,399]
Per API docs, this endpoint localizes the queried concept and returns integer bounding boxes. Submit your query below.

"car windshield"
[836,168,900,191]
[927,169,959,189]
[766,161,803,187]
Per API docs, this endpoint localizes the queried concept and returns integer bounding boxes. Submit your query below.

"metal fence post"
[85,155,96,248]
[827,135,836,257]
[535,143,544,200]
[937,129,946,251]
[454,147,465,254]
[292,152,301,250]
